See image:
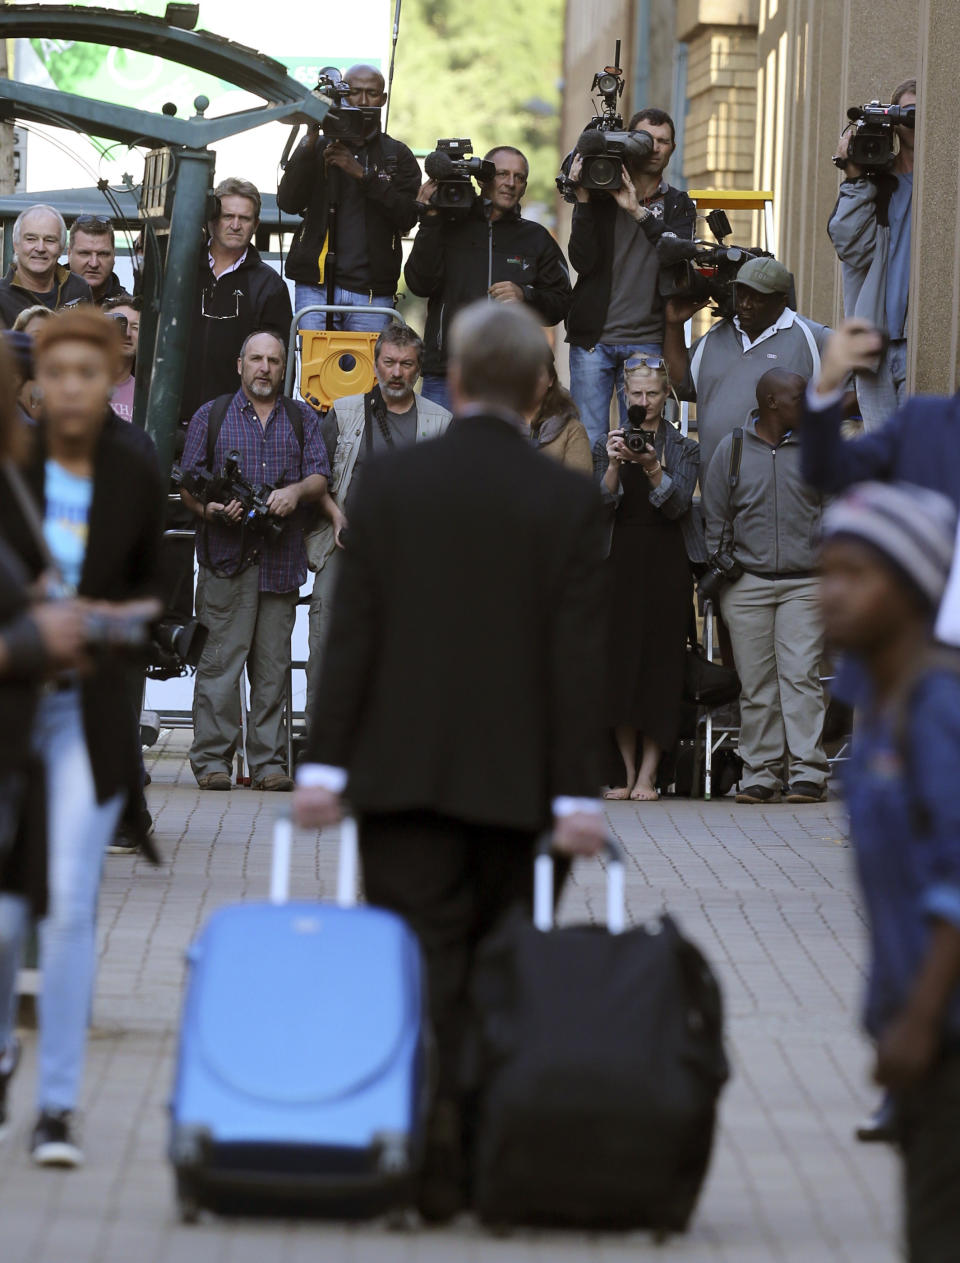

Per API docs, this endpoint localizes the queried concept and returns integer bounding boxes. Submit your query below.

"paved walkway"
[1,732,900,1262]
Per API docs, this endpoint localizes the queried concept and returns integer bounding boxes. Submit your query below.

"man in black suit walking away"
[293,300,608,1219]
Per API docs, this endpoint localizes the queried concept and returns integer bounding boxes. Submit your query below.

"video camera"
[172,450,285,545]
[313,66,381,148]
[657,209,771,322]
[836,100,916,173]
[76,602,206,679]
[147,617,208,682]
[557,40,654,199]
[423,138,495,217]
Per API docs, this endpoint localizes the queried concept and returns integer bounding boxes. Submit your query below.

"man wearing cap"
[663,255,831,475]
[820,481,960,1260]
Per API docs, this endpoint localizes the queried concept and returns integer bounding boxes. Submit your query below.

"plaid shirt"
[181,390,329,593]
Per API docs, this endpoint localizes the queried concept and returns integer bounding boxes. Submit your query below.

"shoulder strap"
[794,317,822,379]
[205,394,233,470]
[1,458,60,581]
[279,396,305,455]
[689,329,711,392]
[728,427,744,489]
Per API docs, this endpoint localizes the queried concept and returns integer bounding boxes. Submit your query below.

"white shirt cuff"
[552,796,604,818]
[806,380,844,412]
[296,763,348,792]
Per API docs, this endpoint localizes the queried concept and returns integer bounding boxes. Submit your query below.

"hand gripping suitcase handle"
[271,808,359,907]
[533,833,626,935]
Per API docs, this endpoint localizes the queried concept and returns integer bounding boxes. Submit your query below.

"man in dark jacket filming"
[277,64,421,332]
[404,145,572,412]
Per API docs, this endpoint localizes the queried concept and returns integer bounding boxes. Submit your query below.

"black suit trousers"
[359,810,569,1101]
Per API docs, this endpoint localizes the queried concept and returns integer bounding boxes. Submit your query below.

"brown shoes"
[197,772,231,791]
[252,773,294,792]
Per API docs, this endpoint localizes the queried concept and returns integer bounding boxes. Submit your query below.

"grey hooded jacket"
[702,414,824,577]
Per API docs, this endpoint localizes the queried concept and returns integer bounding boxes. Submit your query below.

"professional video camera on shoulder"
[557,40,654,199]
[313,66,381,147]
[834,100,916,174]
[421,138,495,217]
[656,209,772,321]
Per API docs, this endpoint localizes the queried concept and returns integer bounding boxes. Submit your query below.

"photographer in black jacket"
[277,64,421,332]
[404,146,572,412]
[566,108,695,450]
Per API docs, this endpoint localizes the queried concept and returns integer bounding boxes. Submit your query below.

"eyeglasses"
[74,214,113,228]
[625,354,666,371]
[201,288,242,320]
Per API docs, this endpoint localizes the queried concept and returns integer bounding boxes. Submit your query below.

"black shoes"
[855,1095,897,1144]
[785,781,829,803]
[417,1099,465,1225]
[30,1109,83,1167]
[735,784,782,805]
[0,1036,20,1140]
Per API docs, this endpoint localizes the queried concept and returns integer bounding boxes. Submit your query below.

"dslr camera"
[423,138,495,216]
[173,451,285,545]
[557,40,654,198]
[836,100,916,173]
[657,209,771,322]
[313,66,381,148]
[623,404,656,454]
[697,550,745,603]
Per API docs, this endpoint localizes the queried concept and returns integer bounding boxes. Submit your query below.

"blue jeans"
[0,690,124,1111]
[420,374,452,414]
[294,284,395,332]
[568,341,663,450]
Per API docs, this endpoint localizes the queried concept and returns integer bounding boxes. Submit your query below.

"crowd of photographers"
[0,55,947,1221]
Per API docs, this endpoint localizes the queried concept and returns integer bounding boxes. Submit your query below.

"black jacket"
[565,186,696,348]
[0,417,165,824]
[305,414,607,830]
[404,202,573,376]
[277,132,421,293]
[180,243,293,423]
[0,264,92,328]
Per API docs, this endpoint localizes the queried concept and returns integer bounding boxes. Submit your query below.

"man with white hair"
[0,204,91,327]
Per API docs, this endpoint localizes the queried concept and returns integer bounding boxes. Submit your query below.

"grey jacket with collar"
[305,388,452,572]
[702,413,824,577]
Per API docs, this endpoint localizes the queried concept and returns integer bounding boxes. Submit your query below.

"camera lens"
[596,72,618,95]
[587,156,619,188]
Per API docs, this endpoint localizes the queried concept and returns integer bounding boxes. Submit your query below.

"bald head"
[344,64,386,107]
[756,369,807,435]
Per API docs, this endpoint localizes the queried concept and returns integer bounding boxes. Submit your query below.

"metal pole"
[144,144,214,470]
[132,223,164,432]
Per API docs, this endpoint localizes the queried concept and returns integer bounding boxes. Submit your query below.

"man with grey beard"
[304,326,452,714]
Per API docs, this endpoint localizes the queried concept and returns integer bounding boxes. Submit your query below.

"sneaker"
[735,784,782,805]
[0,1036,21,1140]
[30,1110,83,1167]
[197,772,231,791]
[785,781,829,803]
[252,773,294,792]
[855,1095,897,1144]
[106,824,139,856]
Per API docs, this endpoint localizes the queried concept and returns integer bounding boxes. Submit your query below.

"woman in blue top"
[820,481,960,1262]
[0,309,163,1169]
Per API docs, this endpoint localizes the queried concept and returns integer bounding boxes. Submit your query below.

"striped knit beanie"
[821,482,957,610]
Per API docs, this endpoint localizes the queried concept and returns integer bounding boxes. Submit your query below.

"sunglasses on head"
[625,354,666,372]
[74,214,113,228]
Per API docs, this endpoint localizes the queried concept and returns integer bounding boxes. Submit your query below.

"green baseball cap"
[734,256,792,295]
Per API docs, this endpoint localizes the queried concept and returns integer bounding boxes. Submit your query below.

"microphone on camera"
[425,150,456,180]
[656,235,702,264]
[575,129,608,155]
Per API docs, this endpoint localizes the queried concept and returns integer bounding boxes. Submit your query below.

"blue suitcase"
[168,813,430,1221]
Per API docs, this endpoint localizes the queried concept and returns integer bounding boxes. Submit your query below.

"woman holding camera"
[0,309,163,1167]
[601,359,701,800]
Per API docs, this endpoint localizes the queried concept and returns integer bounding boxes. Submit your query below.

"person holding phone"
[599,357,701,800]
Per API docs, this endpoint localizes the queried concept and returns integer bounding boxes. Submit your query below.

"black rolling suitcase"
[470,837,728,1234]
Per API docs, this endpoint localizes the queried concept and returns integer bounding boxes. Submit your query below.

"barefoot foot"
[603,786,631,801]
[629,782,659,802]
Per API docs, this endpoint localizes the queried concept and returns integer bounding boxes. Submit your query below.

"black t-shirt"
[333,150,372,291]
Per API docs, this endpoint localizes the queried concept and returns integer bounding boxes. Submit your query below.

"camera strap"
[1,458,66,590]
[718,427,744,557]
[363,387,395,455]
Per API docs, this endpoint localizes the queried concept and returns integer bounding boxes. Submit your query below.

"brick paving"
[0,731,900,1261]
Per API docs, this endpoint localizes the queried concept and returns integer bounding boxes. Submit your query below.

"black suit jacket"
[306,414,607,831]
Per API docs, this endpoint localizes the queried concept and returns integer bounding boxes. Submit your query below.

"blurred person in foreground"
[0,309,164,1167]
[293,300,608,1221]
[820,481,960,1262]
[597,357,701,800]
[522,346,592,475]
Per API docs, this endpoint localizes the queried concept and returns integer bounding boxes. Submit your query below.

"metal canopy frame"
[0,4,329,468]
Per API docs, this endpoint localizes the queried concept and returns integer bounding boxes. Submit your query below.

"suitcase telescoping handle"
[270,808,359,908]
[533,833,627,935]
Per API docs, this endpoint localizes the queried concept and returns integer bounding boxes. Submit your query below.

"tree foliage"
[387,0,564,220]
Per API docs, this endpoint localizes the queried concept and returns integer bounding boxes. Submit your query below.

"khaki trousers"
[305,550,341,729]
[720,573,828,790]
[191,566,298,782]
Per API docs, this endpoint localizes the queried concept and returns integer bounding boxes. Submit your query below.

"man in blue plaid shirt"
[180,330,332,790]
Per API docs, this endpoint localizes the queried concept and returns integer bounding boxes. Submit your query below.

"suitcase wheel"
[176,1172,202,1225]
